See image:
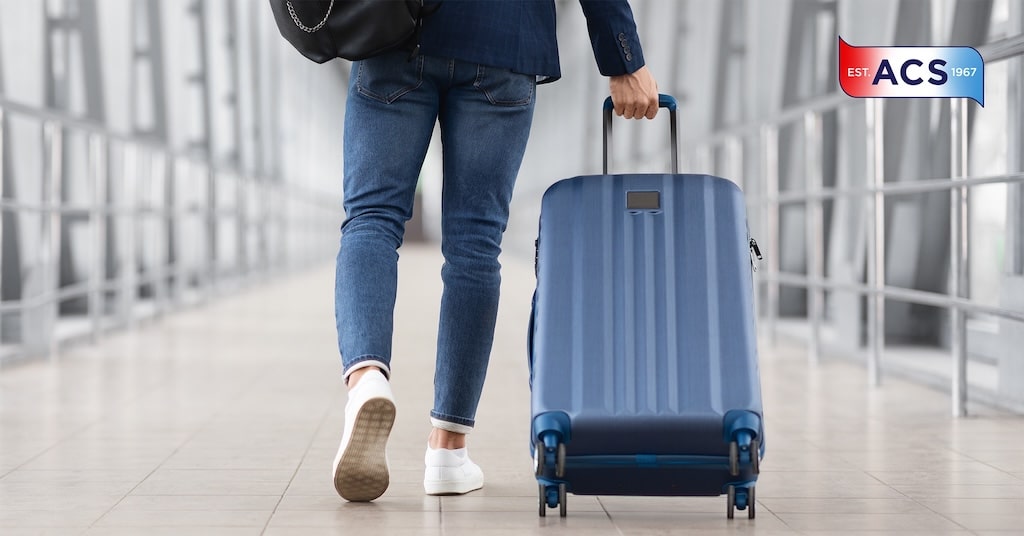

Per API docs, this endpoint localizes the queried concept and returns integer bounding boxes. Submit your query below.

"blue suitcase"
[529,95,764,519]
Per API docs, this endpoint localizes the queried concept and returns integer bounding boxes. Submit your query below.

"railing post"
[277,181,287,274]
[237,174,249,280]
[0,108,5,330]
[804,111,824,364]
[866,99,885,387]
[150,151,169,316]
[697,145,713,175]
[170,158,184,303]
[186,161,199,297]
[120,144,139,328]
[88,134,107,342]
[272,181,281,273]
[728,136,744,190]
[284,186,293,271]
[166,155,183,306]
[260,177,271,276]
[680,149,692,175]
[37,122,63,358]
[205,165,217,296]
[48,123,63,358]
[950,97,970,417]
[761,125,780,345]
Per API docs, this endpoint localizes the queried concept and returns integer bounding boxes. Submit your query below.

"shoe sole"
[423,469,484,496]
[334,397,396,502]
[423,478,484,496]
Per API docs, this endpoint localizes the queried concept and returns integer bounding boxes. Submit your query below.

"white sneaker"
[423,445,484,495]
[332,369,396,502]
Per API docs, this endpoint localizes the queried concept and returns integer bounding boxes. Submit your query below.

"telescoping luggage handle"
[603,93,679,175]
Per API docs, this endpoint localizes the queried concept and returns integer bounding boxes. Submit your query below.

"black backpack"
[269,0,440,63]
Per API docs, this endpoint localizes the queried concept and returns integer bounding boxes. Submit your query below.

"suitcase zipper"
[749,238,763,272]
[534,239,540,276]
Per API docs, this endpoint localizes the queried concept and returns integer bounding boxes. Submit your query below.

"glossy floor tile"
[2,244,1023,535]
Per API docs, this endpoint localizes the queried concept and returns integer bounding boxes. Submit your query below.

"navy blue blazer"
[419,0,646,83]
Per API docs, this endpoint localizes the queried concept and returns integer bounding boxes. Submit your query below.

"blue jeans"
[336,50,537,432]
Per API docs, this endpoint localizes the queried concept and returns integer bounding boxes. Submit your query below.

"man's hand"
[609,65,659,120]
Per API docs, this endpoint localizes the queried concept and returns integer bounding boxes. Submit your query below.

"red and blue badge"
[838,37,984,106]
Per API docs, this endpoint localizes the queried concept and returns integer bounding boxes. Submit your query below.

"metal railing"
[0,97,341,365]
[683,34,1024,417]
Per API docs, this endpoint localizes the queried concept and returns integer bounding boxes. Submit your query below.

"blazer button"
[625,53,633,61]
[618,32,626,40]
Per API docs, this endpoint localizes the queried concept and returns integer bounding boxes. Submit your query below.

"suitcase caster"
[558,483,567,517]
[729,436,761,476]
[751,438,760,474]
[534,440,544,477]
[534,437,566,478]
[726,485,756,520]
[538,483,545,517]
[537,483,567,517]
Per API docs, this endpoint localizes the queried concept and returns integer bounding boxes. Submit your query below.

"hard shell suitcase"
[529,95,764,519]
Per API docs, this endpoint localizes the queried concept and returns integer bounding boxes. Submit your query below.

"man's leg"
[333,50,438,502]
[423,61,536,495]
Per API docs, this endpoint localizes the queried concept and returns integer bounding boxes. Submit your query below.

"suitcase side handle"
[602,93,679,175]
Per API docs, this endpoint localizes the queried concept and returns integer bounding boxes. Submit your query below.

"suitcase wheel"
[726,485,734,519]
[538,483,545,517]
[534,440,544,477]
[729,436,761,476]
[534,437,567,478]
[558,483,567,517]
[726,485,756,520]
[538,482,568,518]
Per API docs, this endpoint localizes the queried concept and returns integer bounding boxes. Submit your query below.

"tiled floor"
[2,244,1023,535]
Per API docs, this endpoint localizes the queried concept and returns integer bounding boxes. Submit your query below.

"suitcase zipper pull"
[749,238,763,272]
[534,239,540,277]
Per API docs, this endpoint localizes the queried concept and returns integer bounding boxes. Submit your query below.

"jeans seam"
[473,66,534,107]
[356,55,424,104]
[430,410,475,428]
[473,64,485,88]
[344,354,391,376]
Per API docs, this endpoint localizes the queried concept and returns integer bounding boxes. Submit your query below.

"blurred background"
[0,0,1022,416]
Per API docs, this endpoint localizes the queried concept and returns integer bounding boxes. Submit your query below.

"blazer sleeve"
[578,0,646,76]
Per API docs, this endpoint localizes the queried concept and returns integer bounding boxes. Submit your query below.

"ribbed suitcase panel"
[533,173,761,452]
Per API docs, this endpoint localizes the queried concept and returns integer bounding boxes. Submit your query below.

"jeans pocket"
[356,51,424,104]
[473,66,535,107]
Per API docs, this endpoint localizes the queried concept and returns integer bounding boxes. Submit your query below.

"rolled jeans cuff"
[343,358,391,384]
[430,415,474,434]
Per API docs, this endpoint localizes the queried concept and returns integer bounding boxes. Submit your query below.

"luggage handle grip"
[603,93,678,112]
[602,93,679,175]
